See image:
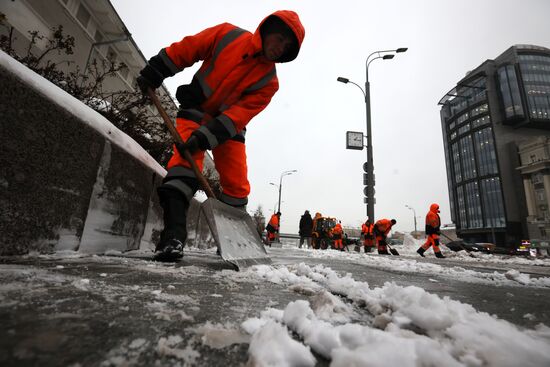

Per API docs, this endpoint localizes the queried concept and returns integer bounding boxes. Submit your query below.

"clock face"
[346,131,364,150]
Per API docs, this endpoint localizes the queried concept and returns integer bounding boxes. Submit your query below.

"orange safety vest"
[268,214,280,231]
[361,223,374,238]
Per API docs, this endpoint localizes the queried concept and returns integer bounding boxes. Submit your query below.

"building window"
[472,115,491,128]
[452,142,462,183]
[533,173,543,184]
[498,65,524,119]
[470,103,489,118]
[481,177,506,228]
[458,123,471,135]
[457,113,469,124]
[519,54,550,120]
[536,189,546,203]
[460,135,476,180]
[457,185,467,228]
[450,131,457,140]
[76,4,91,28]
[474,127,498,176]
[465,182,483,228]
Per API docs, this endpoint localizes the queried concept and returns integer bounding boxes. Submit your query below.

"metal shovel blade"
[199,198,271,270]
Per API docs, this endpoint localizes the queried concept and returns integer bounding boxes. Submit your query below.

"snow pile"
[241,263,550,366]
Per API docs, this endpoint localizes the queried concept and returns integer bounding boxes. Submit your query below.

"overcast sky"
[111,0,550,233]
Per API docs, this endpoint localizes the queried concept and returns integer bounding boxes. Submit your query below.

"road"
[1,245,549,366]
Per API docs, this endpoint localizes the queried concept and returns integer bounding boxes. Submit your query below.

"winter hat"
[260,15,299,62]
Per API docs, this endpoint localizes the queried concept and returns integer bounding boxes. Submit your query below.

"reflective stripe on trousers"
[166,117,249,205]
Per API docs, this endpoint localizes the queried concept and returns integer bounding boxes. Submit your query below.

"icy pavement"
[1,240,550,366]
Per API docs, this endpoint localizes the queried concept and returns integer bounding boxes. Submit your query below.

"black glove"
[137,75,154,96]
[175,136,201,156]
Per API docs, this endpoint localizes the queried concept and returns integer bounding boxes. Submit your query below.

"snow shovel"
[386,241,400,256]
[146,88,271,270]
[440,232,476,258]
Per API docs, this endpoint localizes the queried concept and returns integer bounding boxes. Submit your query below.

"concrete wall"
[0,51,173,255]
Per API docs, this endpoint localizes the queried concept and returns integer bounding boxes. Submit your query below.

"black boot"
[416,247,426,257]
[435,251,446,259]
[154,188,189,262]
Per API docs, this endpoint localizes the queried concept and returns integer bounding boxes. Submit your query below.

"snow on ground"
[3,242,550,366]
[239,262,550,367]
[277,234,550,289]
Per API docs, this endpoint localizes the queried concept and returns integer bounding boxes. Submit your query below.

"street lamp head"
[337,77,349,84]
[396,47,408,53]
[382,54,394,60]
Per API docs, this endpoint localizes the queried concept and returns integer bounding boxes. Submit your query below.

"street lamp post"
[338,48,407,221]
[275,170,297,214]
[405,205,417,233]
[269,170,297,237]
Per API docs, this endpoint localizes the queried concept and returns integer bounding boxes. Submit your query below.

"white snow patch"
[240,263,550,366]
[195,321,249,348]
[246,320,316,367]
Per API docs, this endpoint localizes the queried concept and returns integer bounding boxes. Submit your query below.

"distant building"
[0,0,172,102]
[439,45,550,248]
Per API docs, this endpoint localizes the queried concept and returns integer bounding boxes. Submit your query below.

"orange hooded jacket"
[425,203,441,235]
[374,219,394,237]
[147,11,305,151]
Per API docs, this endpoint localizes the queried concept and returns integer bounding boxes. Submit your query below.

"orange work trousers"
[167,118,250,201]
[421,234,441,253]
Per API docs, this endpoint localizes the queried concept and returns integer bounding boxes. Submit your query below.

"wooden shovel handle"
[146,88,216,198]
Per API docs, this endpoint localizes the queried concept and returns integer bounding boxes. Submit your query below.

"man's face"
[263,33,293,61]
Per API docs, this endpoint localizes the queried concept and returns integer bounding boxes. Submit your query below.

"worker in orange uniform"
[311,212,323,249]
[266,212,281,246]
[361,220,375,253]
[332,221,344,250]
[374,218,397,255]
[417,204,445,258]
[137,11,305,261]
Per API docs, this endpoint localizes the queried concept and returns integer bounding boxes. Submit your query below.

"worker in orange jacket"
[417,204,445,258]
[138,11,305,261]
[332,221,344,250]
[361,220,375,252]
[374,218,396,255]
[265,212,281,246]
[311,212,323,249]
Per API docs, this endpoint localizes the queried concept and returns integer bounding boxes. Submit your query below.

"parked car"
[444,240,494,253]
[512,239,550,257]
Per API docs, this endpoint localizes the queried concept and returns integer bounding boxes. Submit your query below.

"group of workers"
[266,203,446,258]
[360,203,445,257]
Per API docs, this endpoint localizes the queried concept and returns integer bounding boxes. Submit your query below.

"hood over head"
[430,203,440,213]
[258,10,305,63]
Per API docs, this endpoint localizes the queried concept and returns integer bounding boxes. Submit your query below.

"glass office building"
[439,45,550,247]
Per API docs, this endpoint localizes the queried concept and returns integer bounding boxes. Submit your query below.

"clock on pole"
[346,131,364,150]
